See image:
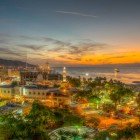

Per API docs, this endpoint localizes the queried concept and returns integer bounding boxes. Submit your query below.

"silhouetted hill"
[0,59,35,67]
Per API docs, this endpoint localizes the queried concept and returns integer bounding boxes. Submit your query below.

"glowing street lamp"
[85,73,89,76]
[85,73,89,81]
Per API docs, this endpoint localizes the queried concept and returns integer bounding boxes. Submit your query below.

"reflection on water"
[55,66,140,84]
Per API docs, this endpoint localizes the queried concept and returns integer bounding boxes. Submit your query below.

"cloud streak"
[56,11,97,18]
[48,41,107,56]
[1,34,128,66]
[44,37,71,46]
[17,44,47,51]
[0,47,24,57]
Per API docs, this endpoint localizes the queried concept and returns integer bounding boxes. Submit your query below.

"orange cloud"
[80,51,140,65]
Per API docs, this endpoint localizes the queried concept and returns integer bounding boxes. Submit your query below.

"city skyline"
[0,1,140,139]
[0,0,140,66]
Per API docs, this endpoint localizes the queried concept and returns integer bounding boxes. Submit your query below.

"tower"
[114,68,119,79]
[62,67,67,82]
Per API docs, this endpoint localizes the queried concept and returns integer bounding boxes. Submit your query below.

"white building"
[0,85,72,107]
[0,85,23,99]
[22,86,71,107]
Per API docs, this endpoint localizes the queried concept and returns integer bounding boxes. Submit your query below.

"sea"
[54,65,140,84]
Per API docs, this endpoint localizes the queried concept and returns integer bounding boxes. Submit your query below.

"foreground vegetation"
[0,77,140,139]
[1,101,140,140]
[0,100,84,140]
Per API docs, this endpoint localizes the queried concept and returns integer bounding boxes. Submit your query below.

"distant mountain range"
[0,59,35,67]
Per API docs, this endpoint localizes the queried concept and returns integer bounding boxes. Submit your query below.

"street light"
[85,73,89,81]
[85,73,89,76]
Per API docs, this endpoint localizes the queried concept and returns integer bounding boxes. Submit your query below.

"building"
[20,63,62,85]
[22,85,71,107]
[0,66,8,82]
[0,85,72,107]
[8,68,20,78]
[0,85,21,99]
[20,70,62,85]
[0,63,72,107]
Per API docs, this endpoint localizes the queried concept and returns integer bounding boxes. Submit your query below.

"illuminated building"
[20,71,62,85]
[0,85,72,107]
[20,63,62,85]
[0,63,73,107]
[0,66,8,82]
[8,68,20,78]
[22,85,71,107]
[0,85,21,99]
[38,62,51,74]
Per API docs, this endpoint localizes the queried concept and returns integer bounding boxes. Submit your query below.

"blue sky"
[0,0,140,66]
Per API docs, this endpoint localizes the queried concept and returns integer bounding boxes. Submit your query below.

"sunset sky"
[0,0,140,66]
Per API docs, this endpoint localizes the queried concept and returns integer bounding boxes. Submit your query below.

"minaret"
[62,67,67,82]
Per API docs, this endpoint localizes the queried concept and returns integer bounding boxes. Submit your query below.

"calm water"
[54,65,140,84]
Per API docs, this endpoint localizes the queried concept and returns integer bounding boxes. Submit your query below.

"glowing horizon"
[0,0,140,66]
